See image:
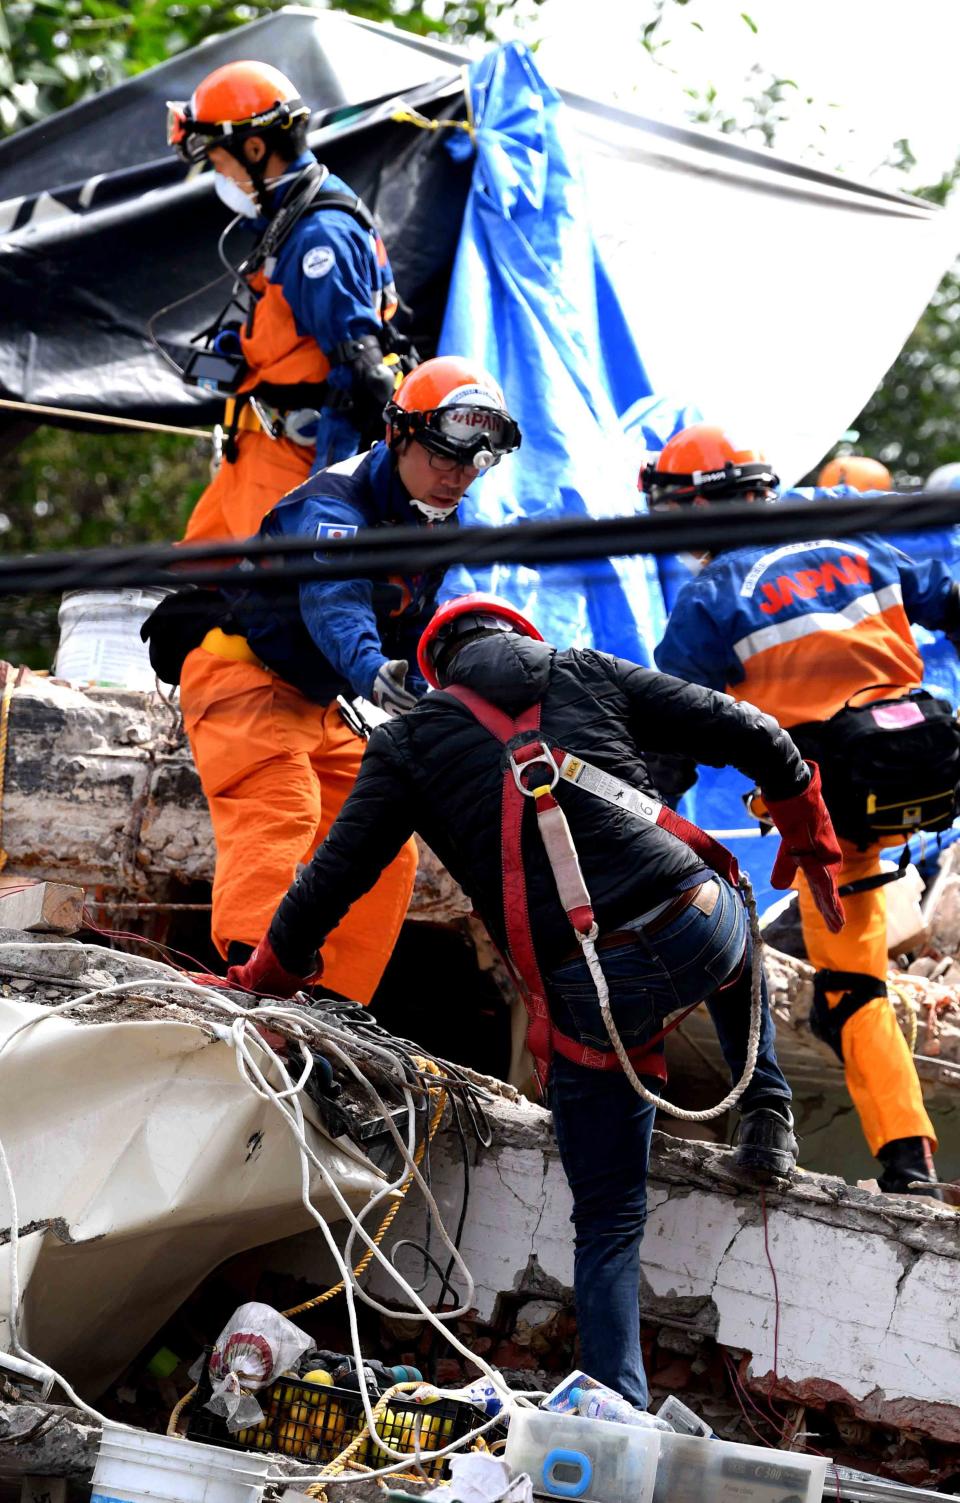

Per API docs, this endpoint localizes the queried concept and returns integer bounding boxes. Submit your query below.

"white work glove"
[371,659,419,716]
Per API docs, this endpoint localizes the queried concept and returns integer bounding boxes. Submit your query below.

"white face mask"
[676,551,706,576]
[214,172,259,218]
[410,497,458,524]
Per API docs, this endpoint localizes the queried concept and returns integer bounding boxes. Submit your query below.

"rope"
[311,1380,422,1484]
[281,1058,447,1318]
[167,1385,197,1437]
[391,106,474,141]
[0,666,17,873]
[888,981,920,1054]
[0,396,212,441]
[585,873,763,1120]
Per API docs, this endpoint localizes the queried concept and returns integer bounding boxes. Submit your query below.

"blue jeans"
[546,876,790,1408]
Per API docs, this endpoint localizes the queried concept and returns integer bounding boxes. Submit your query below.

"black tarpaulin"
[0,8,474,427]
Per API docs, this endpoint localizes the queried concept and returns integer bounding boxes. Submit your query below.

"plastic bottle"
[571,1387,671,1431]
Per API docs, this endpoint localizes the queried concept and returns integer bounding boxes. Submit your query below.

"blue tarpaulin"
[439,43,665,664]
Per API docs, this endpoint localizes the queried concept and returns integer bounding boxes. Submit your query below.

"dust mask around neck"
[214,173,259,219]
[410,497,458,525]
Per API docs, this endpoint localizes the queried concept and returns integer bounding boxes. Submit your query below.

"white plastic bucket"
[54,589,172,691]
[91,1422,274,1503]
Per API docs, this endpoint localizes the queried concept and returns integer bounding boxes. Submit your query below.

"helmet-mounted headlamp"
[639,458,779,507]
[166,97,309,164]
[384,400,522,471]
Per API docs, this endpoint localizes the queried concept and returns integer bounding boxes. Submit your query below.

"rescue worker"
[818,455,892,491]
[167,61,408,543]
[647,424,960,1196]
[165,359,521,999]
[225,593,844,1408]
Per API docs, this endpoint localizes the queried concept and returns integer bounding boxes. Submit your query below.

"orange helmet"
[418,593,543,688]
[385,357,521,471]
[639,424,779,506]
[817,455,892,492]
[167,61,309,164]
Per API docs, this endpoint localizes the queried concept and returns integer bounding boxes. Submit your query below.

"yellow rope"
[889,980,920,1055]
[310,1380,424,1487]
[166,1061,447,1440]
[391,106,475,142]
[282,1058,447,1318]
[0,667,16,873]
[167,1384,197,1437]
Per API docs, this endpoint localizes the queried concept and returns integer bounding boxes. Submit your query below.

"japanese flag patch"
[317,522,358,541]
[302,246,335,279]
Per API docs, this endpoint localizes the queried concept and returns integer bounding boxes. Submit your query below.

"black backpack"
[790,689,960,849]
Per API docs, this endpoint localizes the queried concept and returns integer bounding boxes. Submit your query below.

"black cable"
[3,489,960,597]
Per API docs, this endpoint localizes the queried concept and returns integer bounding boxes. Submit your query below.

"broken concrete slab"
[249,1091,960,1452]
[0,671,468,918]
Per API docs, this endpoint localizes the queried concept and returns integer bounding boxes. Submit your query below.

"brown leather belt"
[558,879,719,964]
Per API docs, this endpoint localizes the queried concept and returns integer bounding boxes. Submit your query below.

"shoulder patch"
[317,521,358,541]
[302,245,336,279]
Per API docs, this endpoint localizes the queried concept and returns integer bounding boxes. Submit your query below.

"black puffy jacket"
[269,635,808,974]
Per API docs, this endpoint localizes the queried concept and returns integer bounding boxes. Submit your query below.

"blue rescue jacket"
[228,443,452,705]
[655,530,954,729]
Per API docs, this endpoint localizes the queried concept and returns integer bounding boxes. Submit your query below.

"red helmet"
[385,357,521,472]
[418,594,542,689]
[167,61,309,164]
[818,455,892,492]
[639,424,779,506]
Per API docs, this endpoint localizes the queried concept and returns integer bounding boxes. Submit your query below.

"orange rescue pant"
[181,648,418,1002]
[796,839,935,1156]
[184,429,314,543]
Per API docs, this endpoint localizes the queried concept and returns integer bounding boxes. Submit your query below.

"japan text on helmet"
[925,462,960,492]
[384,357,522,473]
[417,593,543,689]
[639,424,779,506]
[167,61,310,165]
[818,455,892,491]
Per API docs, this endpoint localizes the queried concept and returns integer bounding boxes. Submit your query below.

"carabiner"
[509,741,560,797]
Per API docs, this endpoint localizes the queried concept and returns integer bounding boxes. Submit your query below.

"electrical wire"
[0,944,535,1473]
[3,490,960,597]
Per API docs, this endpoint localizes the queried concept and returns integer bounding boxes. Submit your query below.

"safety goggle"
[166,99,309,164]
[394,403,522,472]
[639,459,779,507]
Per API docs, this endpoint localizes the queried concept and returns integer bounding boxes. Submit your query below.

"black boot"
[876,1137,944,1200]
[734,1098,798,1180]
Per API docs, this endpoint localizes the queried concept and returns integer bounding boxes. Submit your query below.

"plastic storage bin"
[187,1373,482,1478]
[92,1421,274,1503]
[504,1406,660,1503]
[653,1432,829,1503]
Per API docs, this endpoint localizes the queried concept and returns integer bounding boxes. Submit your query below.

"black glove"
[140,586,228,686]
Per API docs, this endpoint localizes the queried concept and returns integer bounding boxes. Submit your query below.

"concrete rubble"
[0,670,469,918]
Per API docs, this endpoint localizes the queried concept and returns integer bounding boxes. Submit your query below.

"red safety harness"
[443,684,741,1079]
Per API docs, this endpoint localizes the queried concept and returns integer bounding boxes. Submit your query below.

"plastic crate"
[187,1374,481,1477]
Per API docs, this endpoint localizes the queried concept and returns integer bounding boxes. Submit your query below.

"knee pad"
[810,970,888,1060]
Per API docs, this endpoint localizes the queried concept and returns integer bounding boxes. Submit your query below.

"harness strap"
[443,683,729,1076]
[838,843,911,897]
[810,969,889,1059]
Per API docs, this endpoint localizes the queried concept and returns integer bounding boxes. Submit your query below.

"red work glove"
[763,762,845,934]
[226,935,319,999]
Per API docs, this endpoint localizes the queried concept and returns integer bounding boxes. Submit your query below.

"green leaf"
[740,10,757,32]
